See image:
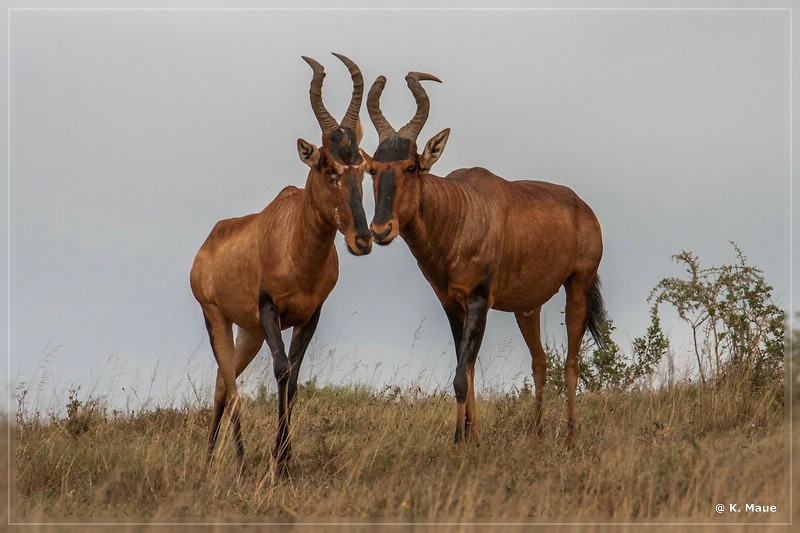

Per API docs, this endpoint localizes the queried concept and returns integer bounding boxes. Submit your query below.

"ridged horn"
[302,55,338,134]
[367,75,396,142]
[331,53,364,131]
[397,72,441,141]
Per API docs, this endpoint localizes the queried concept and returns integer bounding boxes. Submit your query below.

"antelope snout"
[345,227,373,256]
[370,221,394,245]
[354,233,372,255]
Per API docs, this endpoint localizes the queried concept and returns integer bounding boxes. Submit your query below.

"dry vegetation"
[8,371,794,529]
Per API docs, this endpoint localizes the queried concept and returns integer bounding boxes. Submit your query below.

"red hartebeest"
[190,54,371,472]
[363,72,606,446]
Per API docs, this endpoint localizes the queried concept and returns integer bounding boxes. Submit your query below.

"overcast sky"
[4,6,793,411]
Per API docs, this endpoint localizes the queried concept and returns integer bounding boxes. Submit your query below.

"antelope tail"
[586,275,608,351]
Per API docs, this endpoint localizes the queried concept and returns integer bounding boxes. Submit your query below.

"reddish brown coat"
[190,54,370,473]
[364,71,607,446]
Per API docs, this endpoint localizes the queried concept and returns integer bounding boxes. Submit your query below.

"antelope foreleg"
[281,305,322,462]
[287,306,322,415]
[443,306,468,443]
[464,365,480,444]
[452,289,489,444]
[443,306,464,362]
[258,290,291,469]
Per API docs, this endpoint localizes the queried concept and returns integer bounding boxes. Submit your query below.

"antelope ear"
[297,138,320,168]
[420,128,450,172]
[360,148,372,169]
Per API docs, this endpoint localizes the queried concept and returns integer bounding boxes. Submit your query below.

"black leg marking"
[282,305,322,463]
[258,288,292,465]
[452,283,490,444]
[287,306,322,409]
[443,306,464,362]
[453,292,489,397]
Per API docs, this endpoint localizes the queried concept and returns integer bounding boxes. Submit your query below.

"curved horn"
[397,72,442,141]
[331,53,364,131]
[302,55,338,134]
[367,75,396,142]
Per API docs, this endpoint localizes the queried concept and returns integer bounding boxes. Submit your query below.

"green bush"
[650,242,785,389]
[545,243,784,394]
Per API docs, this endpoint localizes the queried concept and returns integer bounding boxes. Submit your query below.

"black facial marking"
[373,137,413,162]
[329,128,359,165]
[347,175,370,237]
[373,169,397,226]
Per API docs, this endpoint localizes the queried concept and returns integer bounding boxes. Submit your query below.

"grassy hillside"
[9,375,793,527]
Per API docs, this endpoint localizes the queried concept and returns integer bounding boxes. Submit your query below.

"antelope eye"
[326,168,338,176]
[406,165,416,173]
[368,168,377,176]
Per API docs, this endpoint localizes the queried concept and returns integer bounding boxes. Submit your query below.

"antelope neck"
[294,179,337,260]
[401,173,468,269]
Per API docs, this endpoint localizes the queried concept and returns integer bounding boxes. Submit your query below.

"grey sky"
[5,7,793,409]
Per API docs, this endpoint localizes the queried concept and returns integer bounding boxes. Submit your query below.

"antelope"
[190,53,371,472]
[363,72,607,446]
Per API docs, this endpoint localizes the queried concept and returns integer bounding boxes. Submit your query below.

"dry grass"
[8,371,794,531]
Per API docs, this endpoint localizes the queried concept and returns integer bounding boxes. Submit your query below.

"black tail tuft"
[586,275,608,351]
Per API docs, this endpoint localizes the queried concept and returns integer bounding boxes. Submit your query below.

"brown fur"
[190,183,339,333]
[403,170,602,314]
[368,144,603,447]
[191,54,370,473]
[191,143,370,471]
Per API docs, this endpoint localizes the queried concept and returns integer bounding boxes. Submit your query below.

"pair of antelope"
[190,54,606,473]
